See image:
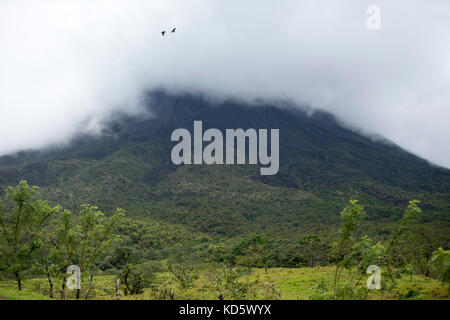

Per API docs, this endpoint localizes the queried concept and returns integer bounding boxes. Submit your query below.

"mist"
[1,0,449,168]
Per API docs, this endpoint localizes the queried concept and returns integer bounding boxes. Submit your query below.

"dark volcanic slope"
[0,91,449,236]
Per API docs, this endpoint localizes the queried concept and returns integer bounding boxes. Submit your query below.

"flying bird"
[171,28,176,33]
[161,31,166,36]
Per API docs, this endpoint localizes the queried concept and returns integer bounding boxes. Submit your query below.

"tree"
[338,236,387,299]
[384,200,422,290]
[169,263,198,290]
[115,248,157,296]
[430,248,450,294]
[0,180,60,290]
[32,239,61,298]
[386,200,422,268]
[298,235,323,267]
[236,245,263,273]
[57,204,124,299]
[119,263,156,295]
[332,200,366,298]
[206,266,250,300]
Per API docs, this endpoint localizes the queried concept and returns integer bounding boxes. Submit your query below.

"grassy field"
[0,287,51,300]
[0,266,448,300]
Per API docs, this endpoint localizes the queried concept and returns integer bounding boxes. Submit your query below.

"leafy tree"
[384,200,422,290]
[430,248,450,294]
[230,235,266,264]
[206,266,250,300]
[338,236,387,299]
[119,263,156,295]
[32,238,61,298]
[57,204,124,299]
[205,243,228,263]
[169,263,198,290]
[298,235,324,267]
[236,245,263,273]
[386,200,421,267]
[0,180,60,290]
[332,200,366,298]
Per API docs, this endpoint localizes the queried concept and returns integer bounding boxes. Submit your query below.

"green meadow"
[0,266,448,300]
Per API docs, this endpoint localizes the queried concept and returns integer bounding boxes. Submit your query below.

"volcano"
[0,91,449,237]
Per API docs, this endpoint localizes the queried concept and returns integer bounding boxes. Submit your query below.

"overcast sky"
[1,0,449,168]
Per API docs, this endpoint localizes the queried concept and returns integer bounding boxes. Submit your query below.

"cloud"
[1,0,449,167]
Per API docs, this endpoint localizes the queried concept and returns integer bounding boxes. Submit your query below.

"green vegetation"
[430,248,450,293]
[0,267,447,300]
[0,180,60,290]
[0,287,51,300]
[0,94,448,241]
[0,181,448,300]
[0,95,448,300]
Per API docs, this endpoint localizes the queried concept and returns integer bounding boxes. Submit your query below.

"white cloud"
[1,0,449,167]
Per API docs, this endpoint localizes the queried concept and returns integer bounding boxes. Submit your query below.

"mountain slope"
[0,91,449,237]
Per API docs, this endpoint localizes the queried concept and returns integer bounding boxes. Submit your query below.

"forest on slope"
[0,92,448,239]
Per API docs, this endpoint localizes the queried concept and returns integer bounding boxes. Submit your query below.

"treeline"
[0,181,123,299]
[207,200,450,298]
[0,180,449,300]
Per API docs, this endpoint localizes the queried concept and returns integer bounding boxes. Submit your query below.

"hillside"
[0,91,449,239]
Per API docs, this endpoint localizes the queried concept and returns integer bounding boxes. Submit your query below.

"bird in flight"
[171,27,176,33]
[161,31,166,36]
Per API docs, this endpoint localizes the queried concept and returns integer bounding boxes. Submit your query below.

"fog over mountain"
[1,0,449,167]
